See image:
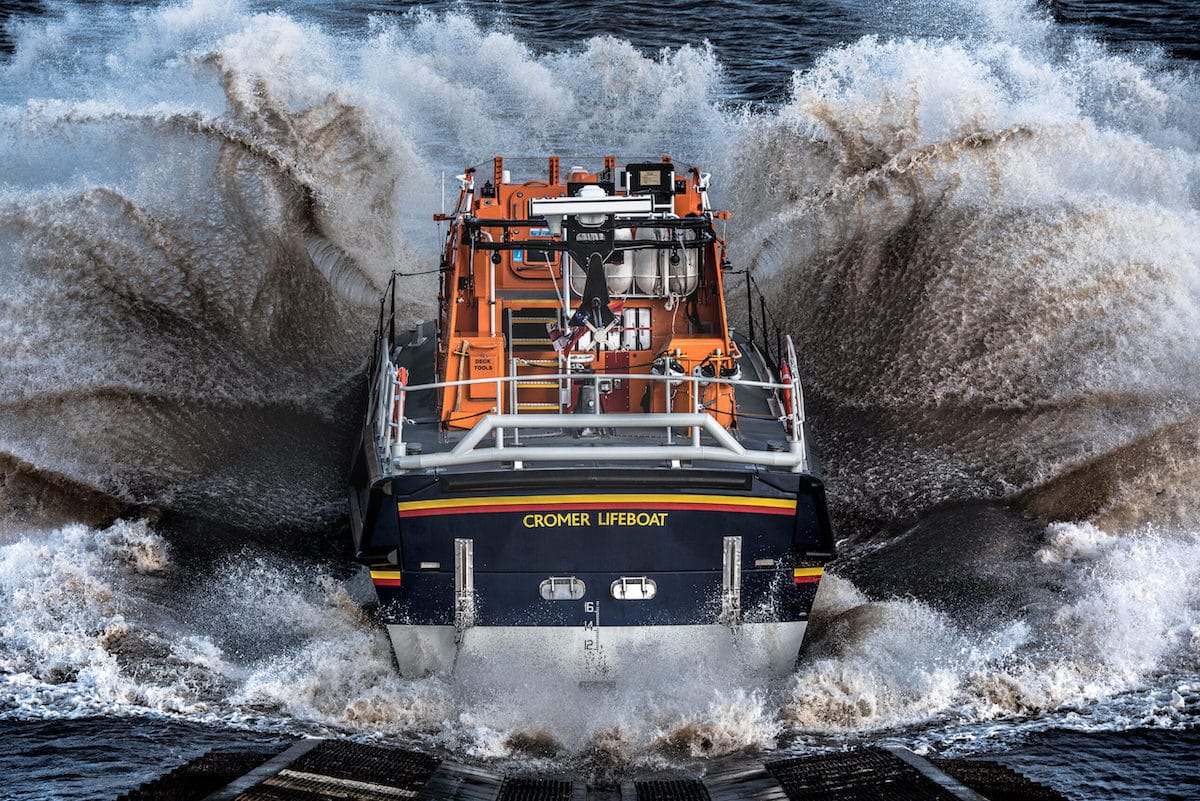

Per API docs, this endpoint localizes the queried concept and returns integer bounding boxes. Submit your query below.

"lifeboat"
[347,156,835,678]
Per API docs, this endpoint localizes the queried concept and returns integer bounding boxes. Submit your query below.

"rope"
[404,408,493,426]
[392,266,448,277]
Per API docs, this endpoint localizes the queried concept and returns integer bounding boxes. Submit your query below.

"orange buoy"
[779,362,793,417]
[393,367,409,424]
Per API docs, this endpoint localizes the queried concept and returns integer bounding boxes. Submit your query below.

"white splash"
[782,525,1200,741]
[729,29,1200,527]
[0,0,730,529]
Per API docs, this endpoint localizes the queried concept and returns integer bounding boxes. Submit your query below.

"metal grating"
[240,772,415,800]
[766,748,962,801]
[117,751,277,801]
[497,777,575,801]
[283,740,440,791]
[635,778,712,801]
[932,759,1072,801]
[124,739,1070,801]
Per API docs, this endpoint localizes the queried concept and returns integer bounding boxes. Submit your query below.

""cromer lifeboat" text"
[521,511,669,528]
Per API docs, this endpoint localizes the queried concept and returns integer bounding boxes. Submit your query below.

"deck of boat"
[381,328,802,473]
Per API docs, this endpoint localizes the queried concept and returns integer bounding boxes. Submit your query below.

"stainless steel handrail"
[389,413,807,473]
[392,371,790,394]
[374,359,808,475]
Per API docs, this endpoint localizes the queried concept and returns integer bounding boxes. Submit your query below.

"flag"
[547,300,625,352]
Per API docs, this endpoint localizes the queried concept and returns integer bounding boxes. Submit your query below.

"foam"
[782,526,1200,741]
[0,520,210,717]
[2,517,1195,767]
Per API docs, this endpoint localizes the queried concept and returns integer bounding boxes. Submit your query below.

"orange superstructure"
[434,155,741,430]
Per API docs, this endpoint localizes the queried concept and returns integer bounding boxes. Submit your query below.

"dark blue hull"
[350,468,833,631]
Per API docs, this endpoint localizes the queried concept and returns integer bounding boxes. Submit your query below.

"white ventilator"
[576,183,608,226]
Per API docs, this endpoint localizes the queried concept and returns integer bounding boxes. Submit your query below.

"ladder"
[503,308,597,428]
[511,356,562,413]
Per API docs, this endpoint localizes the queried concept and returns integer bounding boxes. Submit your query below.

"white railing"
[372,338,808,475]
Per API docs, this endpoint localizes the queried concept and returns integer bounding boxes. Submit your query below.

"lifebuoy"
[779,362,793,417]
[393,367,409,424]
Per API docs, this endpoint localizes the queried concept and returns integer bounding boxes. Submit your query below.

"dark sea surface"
[1,1,1199,799]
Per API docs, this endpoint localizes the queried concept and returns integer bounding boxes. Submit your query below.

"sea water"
[1,2,1198,798]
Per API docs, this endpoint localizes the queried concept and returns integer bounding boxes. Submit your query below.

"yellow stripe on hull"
[396,493,797,513]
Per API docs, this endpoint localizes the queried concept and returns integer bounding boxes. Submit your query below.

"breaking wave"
[10,0,1195,534]
[0,1,729,533]
[730,32,1200,529]
[786,524,1200,740]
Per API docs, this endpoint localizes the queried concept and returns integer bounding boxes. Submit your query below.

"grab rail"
[372,363,808,475]
[385,413,806,473]
[365,264,813,476]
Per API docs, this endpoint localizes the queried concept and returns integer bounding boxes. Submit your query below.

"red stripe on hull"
[399,502,795,519]
[372,578,402,587]
[793,576,822,585]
